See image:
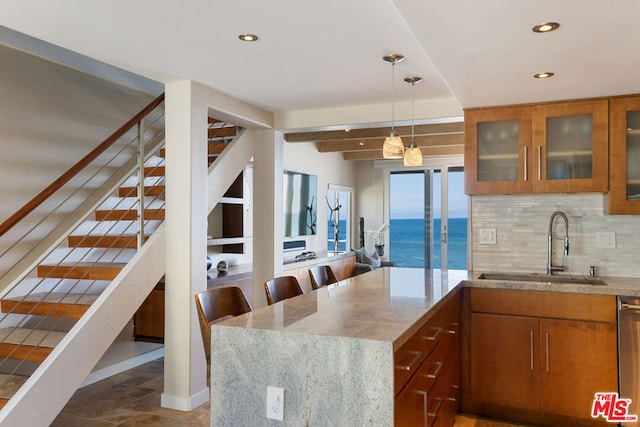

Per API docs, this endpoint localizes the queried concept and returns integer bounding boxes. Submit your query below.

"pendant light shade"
[383,131,404,159]
[382,54,404,159]
[403,76,423,167]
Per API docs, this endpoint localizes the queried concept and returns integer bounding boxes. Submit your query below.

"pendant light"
[382,54,405,159]
[403,76,423,166]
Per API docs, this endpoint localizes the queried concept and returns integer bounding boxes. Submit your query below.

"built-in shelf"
[207,237,251,246]
[477,153,519,161]
[546,150,592,158]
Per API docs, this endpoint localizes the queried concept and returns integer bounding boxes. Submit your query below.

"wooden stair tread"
[67,234,146,249]
[117,186,165,197]
[38,263,125,281]
[144,166,164,176]
[1,292,98,318]
[95,209,164,221]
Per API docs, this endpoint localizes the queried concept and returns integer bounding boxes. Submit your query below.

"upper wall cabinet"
[465,99,609,195]
[608,95,640,214]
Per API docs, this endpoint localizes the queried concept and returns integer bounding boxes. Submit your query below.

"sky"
[389,170,468,219]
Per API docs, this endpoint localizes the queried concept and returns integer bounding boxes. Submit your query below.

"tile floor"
[52,357,526,426]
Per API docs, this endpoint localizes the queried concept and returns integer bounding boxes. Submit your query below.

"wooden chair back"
[308,265,339,290]
[194,286,251,362]
[264,276,303,305]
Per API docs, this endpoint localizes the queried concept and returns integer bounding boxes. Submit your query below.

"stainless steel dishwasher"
[618,296,640,426]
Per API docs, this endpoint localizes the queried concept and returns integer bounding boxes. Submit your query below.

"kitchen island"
[209,267,467,426]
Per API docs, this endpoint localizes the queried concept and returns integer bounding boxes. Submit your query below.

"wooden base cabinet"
[394,290,461,427]
[465,288,618,426]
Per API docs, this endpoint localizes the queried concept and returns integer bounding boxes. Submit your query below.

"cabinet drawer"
[470,288,616,322]
[394,331,424,396]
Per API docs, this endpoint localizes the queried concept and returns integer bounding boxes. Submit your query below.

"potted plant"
[367,223,389,256]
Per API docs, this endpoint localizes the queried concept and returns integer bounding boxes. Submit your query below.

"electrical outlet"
[479,228,497,245]
[266,386,284,421]
[596,232,616,249]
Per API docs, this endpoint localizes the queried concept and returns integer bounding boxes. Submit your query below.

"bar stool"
[194,286,251,363]
[308,265,339,290]
[264,276,303,305]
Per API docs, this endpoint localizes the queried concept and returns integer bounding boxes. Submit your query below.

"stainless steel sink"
[477,272,606,286]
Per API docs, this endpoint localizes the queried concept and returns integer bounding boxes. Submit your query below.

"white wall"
[283,143,358,253]
[0,44,155,224]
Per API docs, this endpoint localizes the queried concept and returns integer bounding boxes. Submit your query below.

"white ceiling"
[2,0,640,124]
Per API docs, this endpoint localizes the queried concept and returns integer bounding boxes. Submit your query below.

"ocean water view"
[328,217,468,270]
[389,218,467,270]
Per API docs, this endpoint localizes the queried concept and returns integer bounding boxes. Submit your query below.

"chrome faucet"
[547,211,569,275]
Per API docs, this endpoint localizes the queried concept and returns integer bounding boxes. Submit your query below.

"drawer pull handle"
[395,350,422,372]
[445,385,460,402]
[545,332,550,372]
[427,397,443,418]
[524,146,528,181]
[447,322,459,334]
[530,330,534,371]
[423,326,443,341]
[426,361,444,380]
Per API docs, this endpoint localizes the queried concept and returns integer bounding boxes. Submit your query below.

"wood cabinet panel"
[395,289,461,426]
[467,288,618,426]
[464,106,533,195]
[134,286,165,343]
[609,95,640,214]
[470,313,540,411]
[532,100,608,193]
[470,288,616,322]
[465,98,609,195]
[539,318,618,420]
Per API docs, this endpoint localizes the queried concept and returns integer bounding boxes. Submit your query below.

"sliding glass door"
[389,167,467,270]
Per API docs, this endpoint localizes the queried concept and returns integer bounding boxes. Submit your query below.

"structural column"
[162,80,209,410]
[251,130,284,308]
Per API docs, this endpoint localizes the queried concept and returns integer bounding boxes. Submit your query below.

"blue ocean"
[328,218,468,270]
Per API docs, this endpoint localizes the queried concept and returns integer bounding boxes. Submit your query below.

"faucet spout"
[547,211,569,275]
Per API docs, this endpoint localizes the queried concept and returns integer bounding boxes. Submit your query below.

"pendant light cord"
[391,61,396,132]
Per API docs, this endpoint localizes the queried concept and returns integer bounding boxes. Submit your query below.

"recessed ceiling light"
[533,22,560,33]
[534,72,555,79]
[239,34,258,42]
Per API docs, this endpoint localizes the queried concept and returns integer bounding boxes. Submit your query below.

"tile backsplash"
[471,193,640,278]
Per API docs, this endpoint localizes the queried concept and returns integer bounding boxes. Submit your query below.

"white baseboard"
[80,347,165,387]
[161,386,209,411]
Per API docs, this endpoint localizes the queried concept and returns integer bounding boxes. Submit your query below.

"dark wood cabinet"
[394,290,460,427]
[134,280,165,343]
[464,288,617,426]
[465,99,609,195]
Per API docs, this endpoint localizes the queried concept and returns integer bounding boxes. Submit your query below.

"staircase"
[0,90,245,424]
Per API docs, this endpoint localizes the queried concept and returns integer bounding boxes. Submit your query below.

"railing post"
[137,119,145,249]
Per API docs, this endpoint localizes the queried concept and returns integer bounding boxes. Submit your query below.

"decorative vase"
[376,246,384,256]
[206,256,212,271]
[217,260,228,273]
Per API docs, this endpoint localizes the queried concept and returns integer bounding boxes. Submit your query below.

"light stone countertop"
[216,267,468,351]
[463,271,640,297]
[217,267,640,351]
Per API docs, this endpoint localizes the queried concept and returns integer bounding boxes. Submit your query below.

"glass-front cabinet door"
[609,96,640,214]
[464,106,532,195]
[532,100,608,193]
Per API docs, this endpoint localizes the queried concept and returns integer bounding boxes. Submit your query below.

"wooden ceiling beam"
[316,133,463,153]
[343,144,463,161]
[285,121,463,142]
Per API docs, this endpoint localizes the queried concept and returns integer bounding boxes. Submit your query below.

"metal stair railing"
[0,94,166,402]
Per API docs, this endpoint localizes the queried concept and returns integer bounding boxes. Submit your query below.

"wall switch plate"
[266,386,284,421]
[479,228,497,245]
[596,232,616,249]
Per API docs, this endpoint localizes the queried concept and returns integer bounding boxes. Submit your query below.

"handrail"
[0,93,165,239]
